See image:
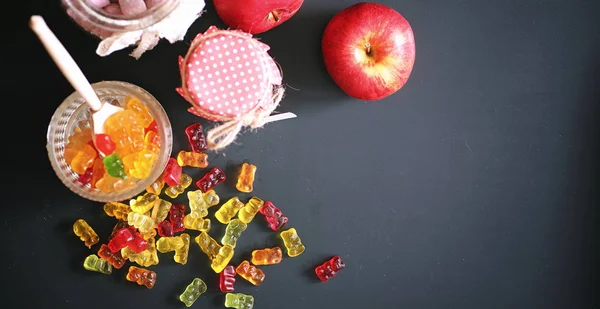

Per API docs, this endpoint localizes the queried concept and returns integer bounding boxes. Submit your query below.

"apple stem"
[365,42,371,55]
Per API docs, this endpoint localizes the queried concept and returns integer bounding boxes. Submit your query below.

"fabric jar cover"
[176,25,284,151]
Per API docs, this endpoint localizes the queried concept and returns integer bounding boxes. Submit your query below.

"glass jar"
[61,0,180,38]
[47,81,173,202]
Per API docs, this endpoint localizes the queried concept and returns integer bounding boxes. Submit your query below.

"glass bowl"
[47,80,173,202]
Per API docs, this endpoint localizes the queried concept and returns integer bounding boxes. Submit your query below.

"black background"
[5,0,600,308]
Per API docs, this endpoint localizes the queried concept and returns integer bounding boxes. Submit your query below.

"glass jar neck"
[62,0,180,32]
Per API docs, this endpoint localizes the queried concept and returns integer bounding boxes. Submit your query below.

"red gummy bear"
[315,256,345,282]
[259,201,288,231]
[163,158,182,186]
[219,265,236,292]
[169,204,186,233]
[107,227,135,253]
[157,220,174,237]
[195,167,226,192]
[184,123,208,153]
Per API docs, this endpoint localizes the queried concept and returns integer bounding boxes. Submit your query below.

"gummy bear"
[70,144,97,175]
[177,151,208,168]
[179,278,207,307]
[251,247,282,265]
[196,167,226,192]
[221,219,247,248]
[219,265,236,293]
[164,174,193,198]
[174,233,190,265]
[64,127,92,164]
[127,212,155,233]
[195,232,221,260]
[224,293,254,309]
[104,109,145,157]
[126,96,154,128]
[211,244,234,273]
[163,157,182,186]
[122,149,157,179]
[259,201,288,231]
[121,237,159,267]
[156,236,185,253]
[103,153,126,179]
[280,228,305,257]
[91,157,105,187]
[94,133,116,155]
[77,167,93,185]
[98,244,126,269]
[107,227,134,252]
[126,266,156,289]
[183,215,211,232]
[143,130,160,153]
[169,203,186,233]
[315,256,345,282]
[236,260,265,286]
[238,197,264,224]
[145,120,158,134]
[236,163,256,193]
[185,123,208,153]
[104,202,131,220]
[215,197,244,224]
[150,198,172,223]
[187,189,220,218]
[83,254,112,274]
[73,219,99,248]
[157,220,174,237]
[130,192,158,214]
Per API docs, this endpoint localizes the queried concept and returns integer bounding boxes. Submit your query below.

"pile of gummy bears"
[71,119,345,308]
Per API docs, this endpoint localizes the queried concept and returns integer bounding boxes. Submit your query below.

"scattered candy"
[146,177,165,195]
[73,219,99,248]
[225,293,254,309]
[163,158,182,187]
[150,198,172,223]
[177,151,208,168]
[126,266,156,289]
[130,192,158,214]
[183,215,211,232]
[211,244,234,273]
[195,231,221,260]
[251,247,282,265]
[98,244,126,269]
[196,167,226,192]
[221,219,247,248]
[219,265,236,292]
[121,237,159,267]
[214,197,244,224]
[188,189,219,218]
[174,233,191,265]
[127,212,155,233]
[236,260,265,286]
[315,256,345,282]
[157,220,174,237]
[236,163,257,193]
[280,228,305,257]
[238,197,264,224]
[259,201,288,231]
[104,202,131,220]
[184,123,208,153]
[164,174,192,198]
[83,254,112,274]
[169,203,186,233]
[179,278,207,307]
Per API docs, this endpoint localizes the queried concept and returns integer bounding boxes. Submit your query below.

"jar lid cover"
[177,26,282,121]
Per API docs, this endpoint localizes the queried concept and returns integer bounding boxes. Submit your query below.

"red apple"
[213,0,304,34]
[322,2,416,101]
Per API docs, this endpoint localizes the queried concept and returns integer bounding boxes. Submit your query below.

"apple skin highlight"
[322,2,416,101]
[214,0,304,34]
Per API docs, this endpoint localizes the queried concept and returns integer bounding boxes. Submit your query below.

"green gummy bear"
[221,219,247,248]
[83,254,112,275]
[179,278,207,307]
[225,293,254,309]
[103,153,126,179]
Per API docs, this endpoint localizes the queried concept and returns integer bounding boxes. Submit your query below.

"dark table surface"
[7,0,600,308]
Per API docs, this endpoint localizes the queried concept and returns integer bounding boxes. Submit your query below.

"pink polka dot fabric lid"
[177,26,282,122]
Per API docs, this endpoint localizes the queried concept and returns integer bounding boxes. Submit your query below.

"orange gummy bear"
[104,110,145,157]
[70,144,97,175]
[64,127,92,164]
[126,96,154,129]
[122,149,158,179]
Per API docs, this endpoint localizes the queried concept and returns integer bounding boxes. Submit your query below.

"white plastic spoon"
[29,15,123,140]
